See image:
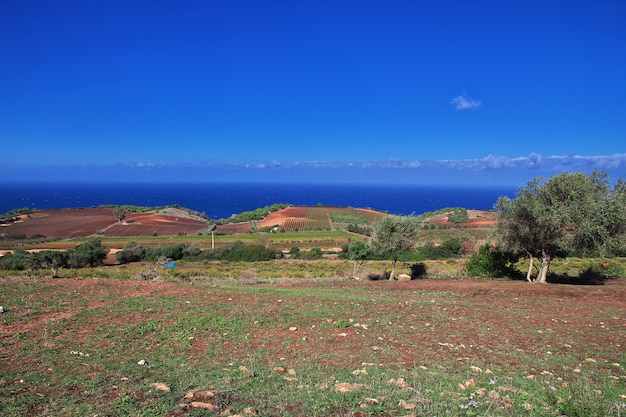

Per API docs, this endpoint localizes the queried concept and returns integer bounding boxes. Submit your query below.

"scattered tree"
[113,207,126,223]
[346,239,370,278]
[495,171,626,283]
[37,250,69,278]
[68,238,109,268]
[371,215,422,280]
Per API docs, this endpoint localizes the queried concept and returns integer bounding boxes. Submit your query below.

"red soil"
[427,210,495,227]
[0,208,207,239]
[259,207,309,228]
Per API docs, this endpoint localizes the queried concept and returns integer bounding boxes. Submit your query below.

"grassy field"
[1,273,624,416]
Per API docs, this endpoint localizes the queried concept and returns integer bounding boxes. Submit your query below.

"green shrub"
[220,241,277,262]
[466,244,519,278]
[68,239,109,268]
[410,262,427,279]
[116,245,146,264]
[447,208,469,223]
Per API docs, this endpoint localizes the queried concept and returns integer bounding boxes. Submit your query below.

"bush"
[302,247,323,260]
[410,262,427,279]
[0,250,28,270]
[116,245,146,264]
[417,238,464,260]
[465,244,519,278]
[68,239,109,268]
[288,246,301,259]
[447,208,469,223]
[220,241,277,262]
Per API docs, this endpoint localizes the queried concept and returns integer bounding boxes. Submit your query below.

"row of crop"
[353,209,384,224]
[328,211,367,225]
[283,218,331,232]
[305,208,331,221]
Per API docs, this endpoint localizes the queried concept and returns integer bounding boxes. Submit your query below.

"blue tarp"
[166,262,175,268]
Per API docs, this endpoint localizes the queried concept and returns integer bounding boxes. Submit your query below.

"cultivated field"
[1,208,207,239]
[1,275,624,416]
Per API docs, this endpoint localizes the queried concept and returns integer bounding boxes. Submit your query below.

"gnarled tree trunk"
[389,258,397,280]
[526,254,534,282]
[537,250,550,283]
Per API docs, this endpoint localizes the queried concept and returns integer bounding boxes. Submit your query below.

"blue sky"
[1,0,625,186]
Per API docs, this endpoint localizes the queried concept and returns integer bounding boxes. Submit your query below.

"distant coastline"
[0,182,516,220]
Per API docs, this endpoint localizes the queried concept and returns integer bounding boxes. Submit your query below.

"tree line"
[2,171,623,283]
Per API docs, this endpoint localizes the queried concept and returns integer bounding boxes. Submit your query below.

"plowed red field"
[1,208,207,239]
[427,209,495,227]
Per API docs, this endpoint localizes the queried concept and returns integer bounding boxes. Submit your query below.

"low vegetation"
[1,276,624,416]
[1,170,625,416]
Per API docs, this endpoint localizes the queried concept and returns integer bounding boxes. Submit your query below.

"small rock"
[289,327,298,332]
[0,306,4,313]
[151,382,170,392]
[273,367,286,373]
[138,360,147,366]
[183,401,218,410]
[335,382,364,392]
[464,379,476,388]
[397,274,411,282]
[488,390,500,400]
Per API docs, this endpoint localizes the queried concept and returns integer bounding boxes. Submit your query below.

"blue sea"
[0,183,516,220]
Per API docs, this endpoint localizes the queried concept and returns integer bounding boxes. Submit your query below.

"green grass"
[1,275,624,416]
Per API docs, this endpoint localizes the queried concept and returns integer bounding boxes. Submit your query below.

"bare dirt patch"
[0,208,207,239]
[427,209,495,227]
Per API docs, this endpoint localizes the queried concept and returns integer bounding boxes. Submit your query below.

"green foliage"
[302,247,324,260]
[446,208,469,223]
[216,241,277,262]
[143,243,189,261]
[99,204,157,213]
[35,250,69,277]
[417,207,466,221]
[116,243,146,264]
[579,261,626,279]
[415,237,464,260]
[328,211,367,225]
[218,204,288,224]
[0,250,28,270]
[347,223,372,236]
[410,262,428,279]
[371,215,422,279]
[0,207,33,223]
[496,171,626,282]
[466,243,519,278]
[68,238,109,268]
[112,206,126,222]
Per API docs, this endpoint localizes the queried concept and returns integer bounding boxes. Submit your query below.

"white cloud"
[450,95,481,110]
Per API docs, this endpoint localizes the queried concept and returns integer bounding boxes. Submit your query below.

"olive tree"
[371,215,421,280]
[495,171,626,283]
[37,250,69,278]
[68,238,110,268]
[113,206,126,223]
[346,239,370,278]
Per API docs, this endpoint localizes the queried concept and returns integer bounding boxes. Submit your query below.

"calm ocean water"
[0,183,516,220]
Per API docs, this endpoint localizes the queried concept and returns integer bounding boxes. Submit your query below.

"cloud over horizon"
[2,153,625,187]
